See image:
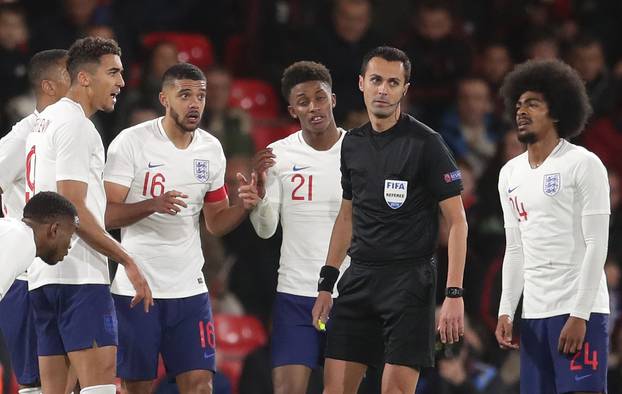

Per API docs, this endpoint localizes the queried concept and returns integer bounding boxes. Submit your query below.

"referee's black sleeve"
[423,133,463,201]
[340,137,352,200]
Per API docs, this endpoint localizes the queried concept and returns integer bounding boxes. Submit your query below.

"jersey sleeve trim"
[204,185,228,203]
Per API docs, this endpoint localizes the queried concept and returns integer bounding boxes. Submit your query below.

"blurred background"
[0,0,621,393]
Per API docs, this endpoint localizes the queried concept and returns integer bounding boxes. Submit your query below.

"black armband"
[318,265,340,293]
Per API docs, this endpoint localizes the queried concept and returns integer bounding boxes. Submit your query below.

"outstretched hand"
[237,172,261,210]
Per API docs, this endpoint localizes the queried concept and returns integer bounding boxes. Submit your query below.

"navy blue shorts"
[521,313,608,394]
[271,292,326,369]
[113,292,216,380]
[29,284,118,356]
[0,280,39,385]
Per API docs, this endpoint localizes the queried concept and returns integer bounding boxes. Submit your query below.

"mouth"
[373,99,391,107]
[517,117,531,131]
[110,91,120,104]
[186,111,201,123]
[309,115,324,125]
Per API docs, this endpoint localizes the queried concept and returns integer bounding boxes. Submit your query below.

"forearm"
[205,205,248,236]
[445,219,468,288]
[572,214,609,320]
[498,227,525,319]
[249,199,279,239]
[324,209,352,269]
[74,202,133,265]
[105,200,155,230]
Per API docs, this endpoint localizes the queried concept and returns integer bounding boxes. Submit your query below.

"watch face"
[446,287,463,297]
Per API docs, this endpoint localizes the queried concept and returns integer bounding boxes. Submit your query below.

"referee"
[312,46,468,393]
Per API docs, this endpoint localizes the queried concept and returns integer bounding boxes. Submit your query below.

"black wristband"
[445,287,464,298]
[318,266,340,293]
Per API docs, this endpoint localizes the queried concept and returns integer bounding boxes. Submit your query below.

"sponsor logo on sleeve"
[443,170,462,183]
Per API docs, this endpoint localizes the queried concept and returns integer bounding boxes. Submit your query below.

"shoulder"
[562,142,607,175]
[113,118,159,145]
[1,219,33,243]
[268,130,301,152]
[196,127,224,149]
[500,152,527,176]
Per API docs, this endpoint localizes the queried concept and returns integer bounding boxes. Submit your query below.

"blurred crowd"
[1,0,622,393]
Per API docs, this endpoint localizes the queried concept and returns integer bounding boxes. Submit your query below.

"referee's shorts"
[325,257,437,370]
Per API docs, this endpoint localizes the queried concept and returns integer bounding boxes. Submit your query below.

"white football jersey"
[26,98,109,290]
[104,118,226,298]
[255,129,349,297]
[0,218,36,300]
[0,112,38,282]
[498,139,610,318]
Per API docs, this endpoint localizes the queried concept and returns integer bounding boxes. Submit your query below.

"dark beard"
[171,107,197,132]
[517,131,537,144]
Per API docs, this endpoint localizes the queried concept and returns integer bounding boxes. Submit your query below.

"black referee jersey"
[341,113,463,264]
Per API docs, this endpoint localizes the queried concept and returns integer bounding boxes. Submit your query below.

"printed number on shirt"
[570,342,598,371]
[142,172,166,197]
[25,145,36,202]
[199,320,216,349]
[291,174,313,201]
[509,196,528,221]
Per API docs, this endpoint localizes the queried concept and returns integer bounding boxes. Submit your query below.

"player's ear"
[287,105,297,119]
[403,82,410,97]
[358,75,364,92]
[331,93,337,109]
[77,70,90,87]
[159,91,168,109]
[40,79,53,95]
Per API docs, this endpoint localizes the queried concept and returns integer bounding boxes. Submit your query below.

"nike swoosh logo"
[574,374,592,381]
[148,162,164,168]
[508,186,519,193]
[293,165,310,171]
[203,352,215,359]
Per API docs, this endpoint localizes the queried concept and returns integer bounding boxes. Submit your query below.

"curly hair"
[67,36,122,82]
[281,61,332,100]
[500,59,592,139]
[23,191,77,224]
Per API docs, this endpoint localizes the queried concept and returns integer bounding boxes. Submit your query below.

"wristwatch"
[445,287,464,298]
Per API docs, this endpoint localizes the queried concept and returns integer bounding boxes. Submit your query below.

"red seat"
[215,314,267,394]
[142,32,214,70]
[229,79,280,119]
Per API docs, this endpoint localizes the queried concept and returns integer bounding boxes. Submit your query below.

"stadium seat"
[214,314,267,394]
[229,79,280,119]
[142,32,214,70]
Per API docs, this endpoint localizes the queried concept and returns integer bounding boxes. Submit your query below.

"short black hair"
[500,59,592,139]
[570,34,603,52]
[0,3,25,19]
[361,46,412,82]
[23,192,78,224]
[67,36,122,82]
[281,61,332,100]
[28,49,68,91]
[162,62,206,88]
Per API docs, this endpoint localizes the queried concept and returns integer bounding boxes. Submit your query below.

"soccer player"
[27,37,152,394]
[103,62,260,394]
[1,192,78,299]
[312,46,468,393]
[250,61,348,394]
[496,59,610,394]
[0,48,69,394]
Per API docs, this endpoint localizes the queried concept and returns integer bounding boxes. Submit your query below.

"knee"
[179,373,213,394]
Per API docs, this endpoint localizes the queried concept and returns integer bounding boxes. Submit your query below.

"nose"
[118,73,125,88]
[377,81,389,95]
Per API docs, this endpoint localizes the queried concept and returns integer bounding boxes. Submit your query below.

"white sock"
[79,384,117,394]
[18,388,42,394]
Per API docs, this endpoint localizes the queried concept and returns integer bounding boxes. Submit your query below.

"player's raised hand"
[438,297,464,344]
[558,316,586,354]
[151,190,188,215]
[237,172,261,210]
[252,148,276,198]
[312,291,332,331]
[495,314,519,350]
[124,258,154,313]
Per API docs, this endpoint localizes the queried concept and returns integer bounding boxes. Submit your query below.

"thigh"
[376,262,436,369]
[546,314,608,393]
[58,285,118,353]
[323,358,367,394]
[271,293,325,369]
[325,266,384,369]
[67,345,116,387]
[113,294,162,381]
[0,280,39,385]
[161,293,216,377]
[38,355,70,394]
[272,365,312,394]
[520,318,557,394]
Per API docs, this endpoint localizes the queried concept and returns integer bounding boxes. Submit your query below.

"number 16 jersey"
[104,118,226,298]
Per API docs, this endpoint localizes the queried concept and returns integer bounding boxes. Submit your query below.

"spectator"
[205,66,254,158]
[478,43,513,121]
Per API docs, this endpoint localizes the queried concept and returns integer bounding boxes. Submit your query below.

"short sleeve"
[0,121,28,192]
[574,153,610,216]
[498,165,519,229]
[423,133,463,201]
[104,131,136,188]
[53,119,93,183]
[208,144,226,192]
[340,137,352,200]
[0,226,36,300]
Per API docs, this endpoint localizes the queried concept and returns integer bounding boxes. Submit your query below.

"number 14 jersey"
[104,118,226,298]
